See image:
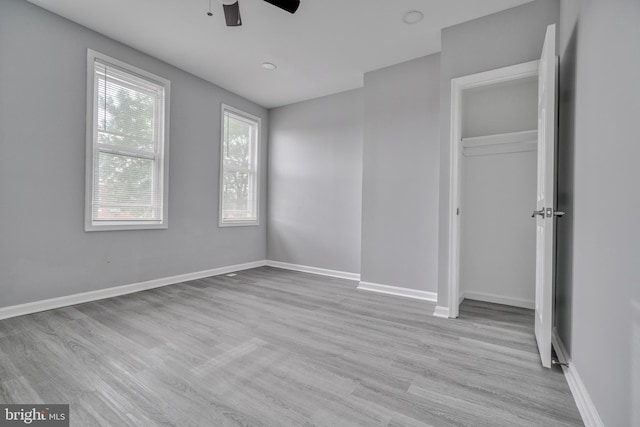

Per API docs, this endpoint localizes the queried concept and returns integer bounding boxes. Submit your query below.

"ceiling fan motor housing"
[218,0,300,27]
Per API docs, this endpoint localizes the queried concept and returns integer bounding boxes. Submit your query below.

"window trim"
[219,104,261,227]
[85,49,171,232]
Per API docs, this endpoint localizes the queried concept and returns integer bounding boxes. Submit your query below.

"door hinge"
[456,208,460,216]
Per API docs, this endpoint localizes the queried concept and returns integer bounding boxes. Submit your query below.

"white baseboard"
[461,291,534,309]
[552,330,604,427]
[266,260,360,281]
[0,260,267,321]
[357,281,437,302]
[433,305,450,318]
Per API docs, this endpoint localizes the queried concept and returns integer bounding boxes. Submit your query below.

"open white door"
[534,24,559,368]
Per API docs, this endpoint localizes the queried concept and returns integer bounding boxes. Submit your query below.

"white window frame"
[219,104,261,227]
[85,49,170,231]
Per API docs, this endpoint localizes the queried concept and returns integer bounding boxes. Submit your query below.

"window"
[85,50,170,231]
[219,105,260,226]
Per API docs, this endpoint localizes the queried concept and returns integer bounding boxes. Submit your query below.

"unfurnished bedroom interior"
[0,0,638,426]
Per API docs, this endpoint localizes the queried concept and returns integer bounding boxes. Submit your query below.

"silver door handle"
[554,210,565,217]
[532,209,545,218]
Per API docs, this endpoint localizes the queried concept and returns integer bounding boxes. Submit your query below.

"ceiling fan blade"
[263,0,300,14]
[223,1,242,26]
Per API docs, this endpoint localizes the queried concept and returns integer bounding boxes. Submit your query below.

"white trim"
[447,60,540,319]
[461,130,538,148]
[265,260,360,281]
[552,330,605,427]
[462,130,538,157]
[218,103,261,228]
[0,260,267,321]
[433,305,450,318]
[463,142,537,157]
[357,281,437,302]
[460,291,535,310]
[85,49,171,232]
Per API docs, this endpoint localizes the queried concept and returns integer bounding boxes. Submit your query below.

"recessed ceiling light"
[261,62,277,70]
[403,10,424,25]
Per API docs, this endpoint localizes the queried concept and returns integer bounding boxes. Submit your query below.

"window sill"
[85,222,168,232]
[218,220,259,228]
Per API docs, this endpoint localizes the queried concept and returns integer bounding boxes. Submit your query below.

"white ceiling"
[27,0,535,108]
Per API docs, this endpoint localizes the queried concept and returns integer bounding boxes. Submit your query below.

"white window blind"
[219,105,260,226]
[86,50,170,231]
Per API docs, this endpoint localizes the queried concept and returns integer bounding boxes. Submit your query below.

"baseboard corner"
[433,305,450,318]
[265,260,360,281]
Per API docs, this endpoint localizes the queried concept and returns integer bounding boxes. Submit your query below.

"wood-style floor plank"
[0,267,583,426]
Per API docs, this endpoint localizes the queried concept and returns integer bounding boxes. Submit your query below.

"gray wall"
[0,0,268,309]
[436,0,560,308]
[360,54,440,292]
[462,77,538,138]
[557,0,640,425]
[267,89,363,274]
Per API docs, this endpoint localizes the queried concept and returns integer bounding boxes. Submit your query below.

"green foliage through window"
[88,54,168,228]
[221,107,259,224]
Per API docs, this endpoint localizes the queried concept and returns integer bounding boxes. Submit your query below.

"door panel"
[535,24,558,368]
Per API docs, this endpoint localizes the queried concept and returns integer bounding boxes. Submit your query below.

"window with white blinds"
[219,105,260,226]
[85,50,170,231]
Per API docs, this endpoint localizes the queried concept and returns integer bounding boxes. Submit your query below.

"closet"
[459,76,538,309]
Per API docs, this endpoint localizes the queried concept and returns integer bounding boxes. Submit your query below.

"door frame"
[447,60,540,318]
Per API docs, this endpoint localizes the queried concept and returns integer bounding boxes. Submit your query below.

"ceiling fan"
[208,0,300,27]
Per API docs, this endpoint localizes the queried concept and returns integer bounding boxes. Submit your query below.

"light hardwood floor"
[0,267,583,426]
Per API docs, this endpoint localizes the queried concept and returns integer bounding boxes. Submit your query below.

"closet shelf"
[462,129,537,157]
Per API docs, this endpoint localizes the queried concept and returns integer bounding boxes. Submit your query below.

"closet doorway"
[459,76,539,310]
[446,59,540,320]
